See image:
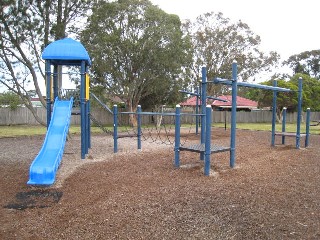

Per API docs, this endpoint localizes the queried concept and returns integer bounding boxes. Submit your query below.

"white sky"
[151,0,320,61]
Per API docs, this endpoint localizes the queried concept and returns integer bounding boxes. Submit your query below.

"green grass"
[0,122,319,138]
[213,122,320,135]
[0,125,47,137]
[0,125,104,137]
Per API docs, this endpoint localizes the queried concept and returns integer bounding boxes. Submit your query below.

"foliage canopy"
[183,12,280,95]
[81,0,192,114]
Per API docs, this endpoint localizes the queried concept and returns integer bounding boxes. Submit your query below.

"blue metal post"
[282,107,287,145]
[296,77,303,149]
[137,105,142,150]
[271,80,278,147]
[204,105,212,176]
[53,65,59,100]
[45,61,51,128]
[305,108,310,147]
[113,105,118,153]
[80,61,86,159]
[174,105,181,168]
[230,61,238,168]
[200,67,207,160]
[195,87,199,135]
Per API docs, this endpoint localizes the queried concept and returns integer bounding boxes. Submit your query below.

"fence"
[0,107,320,126]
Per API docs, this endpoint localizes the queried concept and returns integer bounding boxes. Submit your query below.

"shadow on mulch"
[3,189,62,210]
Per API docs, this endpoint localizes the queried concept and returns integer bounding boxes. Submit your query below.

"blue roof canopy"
[42,38,91,66]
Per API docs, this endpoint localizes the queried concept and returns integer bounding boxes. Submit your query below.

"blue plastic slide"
[27,98,73,185]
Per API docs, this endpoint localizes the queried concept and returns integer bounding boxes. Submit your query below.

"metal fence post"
[174,105,181,168]
[305,108,310,147]
[204,105,212,176]
[113,105,118,153]
[137,105,142,150]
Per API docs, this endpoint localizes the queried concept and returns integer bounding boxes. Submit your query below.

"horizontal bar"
[180,113,205,116]
[120,112,176,116]
[179,90,200,97]
[212,78,292,92]
[180,90,228,102]
[274,132,307,137]
[207,96,229,102]
[120,111,205,117]
[208,78,232,84]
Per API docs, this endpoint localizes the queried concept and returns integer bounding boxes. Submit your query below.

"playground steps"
[179,144,230,153]
[274,132,307,137]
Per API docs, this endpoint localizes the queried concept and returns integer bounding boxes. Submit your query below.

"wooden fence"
[1,107,320,126]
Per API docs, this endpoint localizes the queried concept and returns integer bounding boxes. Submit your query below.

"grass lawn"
[0,122,319,138]
[213,122,320,135]
[0,125,104,138]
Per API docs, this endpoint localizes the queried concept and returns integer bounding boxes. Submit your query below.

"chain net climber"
[117,108,199,147]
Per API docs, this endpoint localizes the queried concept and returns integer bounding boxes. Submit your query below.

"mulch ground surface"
[1,128,320,239]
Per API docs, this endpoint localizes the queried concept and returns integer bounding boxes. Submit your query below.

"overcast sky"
[151,0,320,61]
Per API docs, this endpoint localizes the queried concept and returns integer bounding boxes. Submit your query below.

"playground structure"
[109,65,234,176]
[213,65,310,149]
[279,107,311,147]
[101,62,312,176]
[112,104,182,152]
[174,66,235,175]
[28,38,91,185]
[27,37,312,183]
[174,62,311,175]
[271,78,310,148]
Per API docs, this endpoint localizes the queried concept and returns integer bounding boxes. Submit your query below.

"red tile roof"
[212,95,258,108]
[180,95,258,109]
[179,96,202,106]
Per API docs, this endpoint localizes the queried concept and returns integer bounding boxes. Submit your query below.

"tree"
[80,0,192,126]
[0,91,21,110]
[289,73,320,112]
[283,50,320,79]
[244,80,298,122]
[244,73,320,121]
[0,0,92,125]
[183,12,280,95]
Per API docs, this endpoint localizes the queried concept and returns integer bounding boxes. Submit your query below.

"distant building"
[30,98,43,107]
[212,95,258,111]
[179,96,202,107]
[180,95,258,111]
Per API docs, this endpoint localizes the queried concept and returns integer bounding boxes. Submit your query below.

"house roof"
[212,95,258,109]
[179,96,202,106]
[180,95,258,109]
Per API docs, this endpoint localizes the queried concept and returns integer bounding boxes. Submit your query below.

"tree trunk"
[21,93,47,126]
[276,108,281,123]
[127,99,137,127]
[154,105,164,129]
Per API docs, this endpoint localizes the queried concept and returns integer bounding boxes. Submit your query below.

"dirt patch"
[1,128,320,239]
[4,189,63,210]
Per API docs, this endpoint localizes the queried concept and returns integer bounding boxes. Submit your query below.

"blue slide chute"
[27,98,73,185]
